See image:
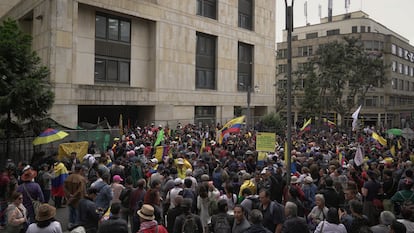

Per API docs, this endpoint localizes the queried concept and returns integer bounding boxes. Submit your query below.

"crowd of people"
[0,122,413,233]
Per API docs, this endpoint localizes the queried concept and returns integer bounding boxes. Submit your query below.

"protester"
[26,204,62,233]
[314,207,347,233]
[281,201,308,232]
[173,198,203,233]
[77,187,101,233]
[245,209,272,233]
[4,192,27,233]
[137,204,168,233]
[97,203,128,233]
[17,166,44,224]
[63,164,86,228]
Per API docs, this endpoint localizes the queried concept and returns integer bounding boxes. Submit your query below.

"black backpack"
[211,214,231,233]
[248,196,261,210]
[182,214,198,233]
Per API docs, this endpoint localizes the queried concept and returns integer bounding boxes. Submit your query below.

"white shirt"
[27,221,62,233]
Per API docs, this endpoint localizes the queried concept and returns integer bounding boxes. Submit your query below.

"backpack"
[182,214,198,233]
[212,214,231,233]
[119,187,132,209]
[401,192,414,211]
[208,197,218,216]
[248,196,260,210]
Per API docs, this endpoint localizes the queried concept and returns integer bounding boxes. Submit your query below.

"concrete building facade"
[276,11,414,129]
[1,0,276,128]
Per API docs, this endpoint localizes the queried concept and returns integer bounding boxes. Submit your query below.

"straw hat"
[137,204,155,221]
[36,204,56,221]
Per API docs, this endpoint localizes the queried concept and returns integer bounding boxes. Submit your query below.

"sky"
[275,0,414,45]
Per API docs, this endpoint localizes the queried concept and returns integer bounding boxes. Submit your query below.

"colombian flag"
[372,132,387,147]
[323,118,336,128]
[51,162,69,197]
[300,118,312,131]
[218,116,245,144]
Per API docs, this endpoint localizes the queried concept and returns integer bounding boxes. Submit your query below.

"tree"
[296,37,386,128]
[0,19,54,155]
[258,112,285,135]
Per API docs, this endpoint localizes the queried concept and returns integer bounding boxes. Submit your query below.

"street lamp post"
[247,85,251,130]
[285,0,294,185]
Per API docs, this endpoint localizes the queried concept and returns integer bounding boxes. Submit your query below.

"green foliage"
[296,37,387,126]
[259,112,285,134]
[0,19,54,136]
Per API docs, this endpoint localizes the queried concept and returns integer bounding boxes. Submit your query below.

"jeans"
[69,205,78,224]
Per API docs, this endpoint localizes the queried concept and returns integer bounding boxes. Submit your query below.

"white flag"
[354,146,364,166]
[352,105,362,131]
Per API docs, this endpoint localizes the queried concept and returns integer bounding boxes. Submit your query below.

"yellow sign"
[58,141,89,161]
[256,132,276,152]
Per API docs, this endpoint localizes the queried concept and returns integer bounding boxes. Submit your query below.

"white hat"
[260,168,268,174]
[174,178,183,185]
[304,176,313,184]
[177,158,184,165]
[150,158,158,164]
[290,176,299,184]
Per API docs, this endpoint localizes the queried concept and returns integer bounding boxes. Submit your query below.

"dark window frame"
[326,29,340,36]
[196,32,217,90]
[306,32,318,39]
[95,12,131,84]
[238,0,253,30]
[95,13,131,43]
[196,0,217,19]
[237,42,254,91]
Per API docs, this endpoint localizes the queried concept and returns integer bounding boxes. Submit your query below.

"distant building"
[276,11,414,129]
[0,0,276,128]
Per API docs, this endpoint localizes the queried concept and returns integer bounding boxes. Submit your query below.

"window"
[398,47,403,57]
[391,44,397,55]
[297,62,311,71]
[365,96,377,107]
[238,42,253,91]
[326,29,340,36]
[391,78,397,89]
[196,32,216,89]
[406,81,410,91]
[95,58,130,83]
[398,79,403,90]
[392,61,397,72]
[399,63,403,74]
[367,26,371,32]
[238,0,253,30]
[298,46,313,57]
[277,49,287,59]
[278,64,287,74]
[411,67,414,76]
[364,41,372,51]
[96,14,130,42]
[352,26,357,33]
[95,13,131,83]
[405,65,409,75]
[278,80,287,90]
[292,35,298,41]
[197,0,217,19]
[195,106,216,126]
[306,32,318,39]
[360,26,366,33]
[411,82,414,91]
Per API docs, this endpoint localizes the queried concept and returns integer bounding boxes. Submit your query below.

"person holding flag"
[216,116,245,144]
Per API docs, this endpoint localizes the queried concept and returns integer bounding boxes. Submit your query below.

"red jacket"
[139,225,168,233]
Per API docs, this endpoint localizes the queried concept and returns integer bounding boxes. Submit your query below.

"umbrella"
[33,128,69,146]
[402,128,414,140]
[386,128,402,136]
